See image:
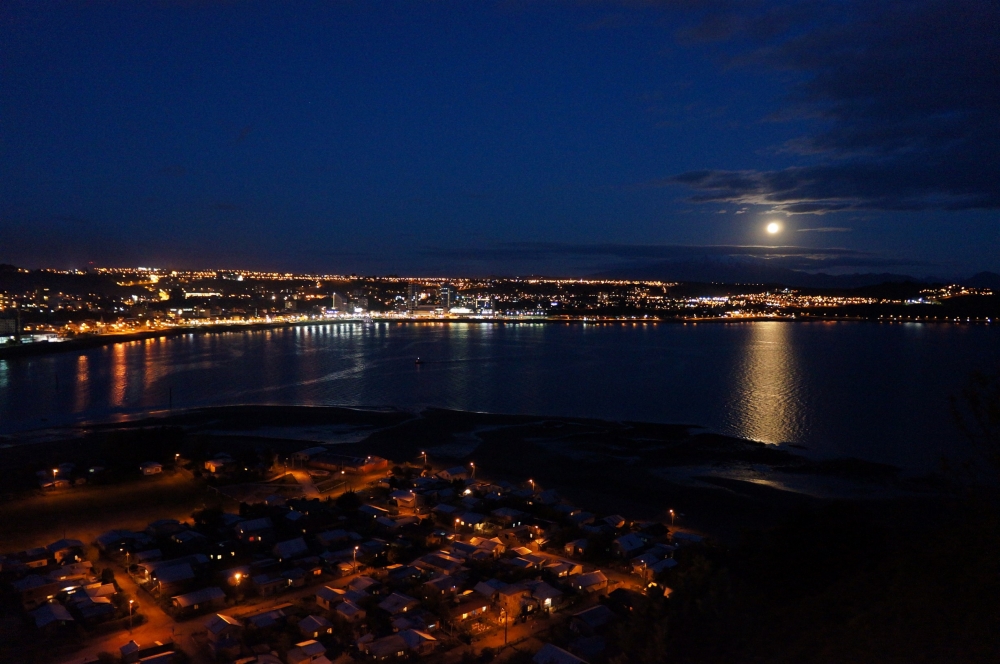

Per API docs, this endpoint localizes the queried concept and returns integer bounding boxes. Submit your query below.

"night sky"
[2,0,997,277]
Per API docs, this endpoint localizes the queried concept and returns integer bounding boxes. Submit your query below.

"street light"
[669,509,676,526]
[454,518,460,536]
[469,462,475,479]
[499,607,508,645]
[128,599,135,633]
[528,479,535,492]
[421,451,427,467]
[353,546,359,574]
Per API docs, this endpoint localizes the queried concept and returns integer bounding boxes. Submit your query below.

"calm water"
[1,321,997,471]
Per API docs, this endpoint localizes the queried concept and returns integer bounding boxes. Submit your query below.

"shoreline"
[0,403,945,543]
[1,314,989,361]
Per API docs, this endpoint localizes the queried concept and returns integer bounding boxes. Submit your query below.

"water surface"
[1,321,996,471]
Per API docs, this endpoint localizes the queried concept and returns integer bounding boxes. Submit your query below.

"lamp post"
[128,599,135,634]
[469,462,475,479]
[528,479,535,493]
[421,451,427,467]
[500,607,508,645]
[669,509,676,526]
[353,546,359,574]
[454,518,460,537]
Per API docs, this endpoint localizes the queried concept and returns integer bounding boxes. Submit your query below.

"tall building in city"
[440,283,454,310]
[407,282,420,312]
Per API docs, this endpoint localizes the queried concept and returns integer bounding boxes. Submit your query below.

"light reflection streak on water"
[727,322,803,445]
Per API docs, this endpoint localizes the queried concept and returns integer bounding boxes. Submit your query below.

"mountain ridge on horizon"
[590,261,1000,290]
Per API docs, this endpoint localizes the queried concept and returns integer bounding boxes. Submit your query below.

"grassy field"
[0,470,215,552]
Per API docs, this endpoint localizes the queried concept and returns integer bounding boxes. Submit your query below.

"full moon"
[766,221,782,234]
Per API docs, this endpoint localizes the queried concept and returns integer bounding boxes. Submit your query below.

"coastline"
[2,313,985,361]
[0,404,942,542]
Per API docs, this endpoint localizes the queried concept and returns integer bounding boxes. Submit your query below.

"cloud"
[666,0,1000,214]
[797,227,850,233]
[425,241,928,274]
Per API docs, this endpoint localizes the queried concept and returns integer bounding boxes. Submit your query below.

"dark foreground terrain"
[1,405,997,662]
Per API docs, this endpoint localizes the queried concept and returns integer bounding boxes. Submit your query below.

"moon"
[766,221,782,235]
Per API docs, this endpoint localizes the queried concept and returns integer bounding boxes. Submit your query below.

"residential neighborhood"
[0,447,698,664]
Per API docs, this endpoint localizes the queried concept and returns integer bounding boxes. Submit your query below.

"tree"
[952,367,1000,480]
[336,490,362,510]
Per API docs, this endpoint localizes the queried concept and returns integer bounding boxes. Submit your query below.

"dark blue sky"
[2,0,997,277]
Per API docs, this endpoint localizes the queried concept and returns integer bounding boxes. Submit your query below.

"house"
[613,533,647,558]
[378,592,420,616]
[68,593,115,623]
[349,575,379,593]
[204,458,231,474]
[450,594,490,622]
[155,564,195,596]
[362,629,437,660]
[171,587,226,613]
[468,536,505,556]
[671,531,704,545]
[533,643,588,664]
[491,507,526,526]
[359,504,391,519]
[286,639,329,664]
[246,607,287,629]
[46,538,85,563]
[603,515,626,529]
[457,512,487,531]
[650,558,678,575]
[564,539,588,558]
[364,634,408,660]
[235,517,274,543]
[499,584,535,618]
[308,452,388,475]
[299,615,333,639]
[292,446,329,462]
[423,575,459,597]
[205,613,243,643]
[529,581,563,612]
[568,511,595,526]
[571,605,615,634]
[316,586,345,610]
[140,462,163,476]
[273,537,309,562]
[252,574,287,597]
[335,600,365,622]
[140,554,208,583]
[390,490,418,510]
[96,529,154,552]
[13,575,64,610]
[544,559,583,578]
[571,571,608,594]
[413,552,465,576]
[473,579,506,601]
[30,602,75,629]
[437,467,469,482]
[316,529,361,548]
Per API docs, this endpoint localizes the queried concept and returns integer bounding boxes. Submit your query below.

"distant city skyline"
[2,0,997,277]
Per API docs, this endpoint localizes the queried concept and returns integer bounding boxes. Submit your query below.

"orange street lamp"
[469,462,475,479]
[454,517,460,535]
[669,509,676,525]
[353,546,359,574]
[128,599,135,633]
